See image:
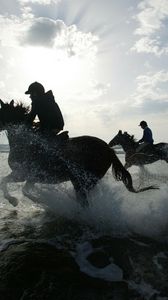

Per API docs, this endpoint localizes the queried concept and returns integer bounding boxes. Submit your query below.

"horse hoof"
[76,194,89,207]
[22,188,39,202]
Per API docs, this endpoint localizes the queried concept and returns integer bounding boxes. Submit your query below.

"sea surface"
[0,148,168,300]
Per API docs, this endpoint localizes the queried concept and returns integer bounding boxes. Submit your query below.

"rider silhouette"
[25,82,64,134]
[136,121,154,153]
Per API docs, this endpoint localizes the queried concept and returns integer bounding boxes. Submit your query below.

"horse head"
[0,99,28,130]
[109,130,123,147]
[109,130,137,153]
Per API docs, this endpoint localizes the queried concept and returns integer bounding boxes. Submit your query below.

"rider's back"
[143,127,154,144]
[32,90,64,131]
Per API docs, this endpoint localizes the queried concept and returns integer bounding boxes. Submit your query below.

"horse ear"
[10,100,14,106]
[118,130,122,134]
[0,99,5,107]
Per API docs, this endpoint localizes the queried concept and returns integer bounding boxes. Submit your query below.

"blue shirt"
[139,127,154,144]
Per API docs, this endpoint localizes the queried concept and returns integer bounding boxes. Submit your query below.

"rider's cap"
[25,82,45,95]
[139,120,147,126]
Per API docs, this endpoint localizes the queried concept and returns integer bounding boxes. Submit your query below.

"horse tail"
[110,148,158,193]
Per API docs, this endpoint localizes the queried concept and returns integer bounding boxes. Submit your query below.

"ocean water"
[0,150,168,299]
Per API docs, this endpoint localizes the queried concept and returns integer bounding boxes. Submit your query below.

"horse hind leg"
[124,162,132,169]
[160,153,168,163]
[22,181,40,202]
[71,178,90,208]
[162,153,168,163]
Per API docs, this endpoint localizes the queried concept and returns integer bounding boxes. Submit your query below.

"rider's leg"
[136,142,149,153]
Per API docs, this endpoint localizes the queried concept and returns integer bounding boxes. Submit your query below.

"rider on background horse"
[25,81,64,136]
[136,120,154,153]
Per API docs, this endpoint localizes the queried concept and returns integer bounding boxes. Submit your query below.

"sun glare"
[22,46,95,100]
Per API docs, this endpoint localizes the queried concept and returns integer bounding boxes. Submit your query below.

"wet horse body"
[0,101,156,206]
[1,124,112,206]
[109,130,168,169]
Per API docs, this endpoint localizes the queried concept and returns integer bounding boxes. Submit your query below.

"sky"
[0,0,168,144]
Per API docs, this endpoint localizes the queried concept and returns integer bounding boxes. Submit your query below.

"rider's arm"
[138,137,144,143]
[138,131,145,143]
[26,102,37,124]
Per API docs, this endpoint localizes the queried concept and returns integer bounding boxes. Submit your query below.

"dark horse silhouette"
[0,100,156,207]
[109,130,168,169]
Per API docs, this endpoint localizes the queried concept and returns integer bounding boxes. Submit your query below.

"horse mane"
[0,100,29,123]
[123,131,137,144]
[11,101,29,115]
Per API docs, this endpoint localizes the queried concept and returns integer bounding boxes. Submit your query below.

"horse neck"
[6,124,27,149]
[119,138,136,154]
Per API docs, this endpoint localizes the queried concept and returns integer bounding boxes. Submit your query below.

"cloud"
[131,37,168,56]
[0,15,23,47]
[0,81,5,89]
[21,17,98,57]
[96,70,168,122]
[119,70,168,116]
[134,70,168,102]
[21,17,64,47]
[19,0,61,5]
[132,0,168,55]
[135,1,166,35]
[0,0,21,15]
[0,12,100,105]
[0,14,98,59]
[89,82,111,99]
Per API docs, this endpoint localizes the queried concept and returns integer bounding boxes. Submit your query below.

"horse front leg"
[68,171,88,207]
[69,169,99,207]
[124,153,133,169]
[0,173,19,207]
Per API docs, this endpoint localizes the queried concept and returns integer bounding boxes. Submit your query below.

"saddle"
[55,131,69,143]
[43,130,69,148]
[57,131,69,140]
[31,125,69,141]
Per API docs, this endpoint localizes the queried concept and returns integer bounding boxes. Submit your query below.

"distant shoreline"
[0,144,124,154]
[0,144,9,152]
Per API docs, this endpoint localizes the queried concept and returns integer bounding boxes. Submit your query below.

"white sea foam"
[75,241,123,281]
[0,153,168,241]
[1,151,168,297]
